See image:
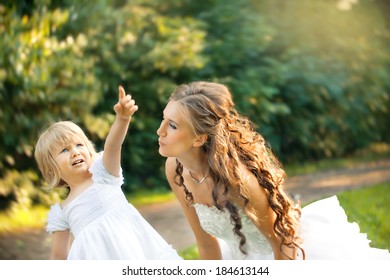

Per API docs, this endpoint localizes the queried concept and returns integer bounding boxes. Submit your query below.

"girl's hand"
[114,85,138,121]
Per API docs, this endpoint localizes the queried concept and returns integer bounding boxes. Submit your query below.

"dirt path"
[1,158,389,260]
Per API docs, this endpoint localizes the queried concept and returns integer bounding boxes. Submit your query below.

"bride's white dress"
[193,196,390,260]
[46,153,181,260]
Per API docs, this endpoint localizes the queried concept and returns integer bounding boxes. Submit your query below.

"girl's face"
[157,100,200,158]
[53,137,93,183]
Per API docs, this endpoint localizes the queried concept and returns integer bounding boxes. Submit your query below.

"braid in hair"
[174,159,194,206]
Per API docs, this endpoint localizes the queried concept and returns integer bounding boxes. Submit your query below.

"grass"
[126,190,176,208]
[178,244,200,260]
[179,182,390,260]
[338,182,390,250]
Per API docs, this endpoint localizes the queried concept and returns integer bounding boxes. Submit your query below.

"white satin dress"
[193,196,390,260]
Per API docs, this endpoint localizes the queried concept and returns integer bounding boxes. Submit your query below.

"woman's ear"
[193,134,208,147]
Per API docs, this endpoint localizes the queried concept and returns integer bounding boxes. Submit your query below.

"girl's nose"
[70,147,80,157]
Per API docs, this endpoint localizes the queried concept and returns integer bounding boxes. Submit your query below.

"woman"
[157,81,390,260]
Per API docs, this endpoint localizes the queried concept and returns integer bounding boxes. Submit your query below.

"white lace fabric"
[194,196,390,260]
[193,203,274,259]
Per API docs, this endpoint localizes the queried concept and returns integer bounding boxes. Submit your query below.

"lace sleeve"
[46,203,69,233]
[89,152,124,187]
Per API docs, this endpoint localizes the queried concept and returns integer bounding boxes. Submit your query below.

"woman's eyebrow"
[163,112,178,124]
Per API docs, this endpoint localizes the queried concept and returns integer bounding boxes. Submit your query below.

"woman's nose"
[156,122,165,136]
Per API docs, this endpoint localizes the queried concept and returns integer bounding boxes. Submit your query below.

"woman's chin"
[158,147,168,157]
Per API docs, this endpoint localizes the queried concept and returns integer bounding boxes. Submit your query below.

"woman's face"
[157,100,199,158]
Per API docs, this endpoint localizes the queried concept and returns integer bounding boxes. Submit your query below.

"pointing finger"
[118,85,125,101]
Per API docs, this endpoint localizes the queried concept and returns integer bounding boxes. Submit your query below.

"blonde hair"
[34,121,96,190]
[170,81,304,259]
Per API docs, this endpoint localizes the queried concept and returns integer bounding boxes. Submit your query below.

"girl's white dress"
[46,153,181,260]
[193,196,390,260]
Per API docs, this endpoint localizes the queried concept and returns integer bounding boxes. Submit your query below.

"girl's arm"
[103,85,138,177]
[50,230,71,260]
[165,157,222,260]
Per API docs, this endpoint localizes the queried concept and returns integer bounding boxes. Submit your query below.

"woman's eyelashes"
[162,116,177,130]
[169,121,177,129]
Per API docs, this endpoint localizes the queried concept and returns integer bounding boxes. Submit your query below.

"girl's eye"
[76,143,84,148]
[60,148,68,154]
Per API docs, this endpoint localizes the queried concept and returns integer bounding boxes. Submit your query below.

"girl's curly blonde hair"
[170,81,304,259]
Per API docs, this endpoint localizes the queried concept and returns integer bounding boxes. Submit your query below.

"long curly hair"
[170,81,304,259]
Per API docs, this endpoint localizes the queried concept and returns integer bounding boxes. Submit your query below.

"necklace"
[189,168,209,184]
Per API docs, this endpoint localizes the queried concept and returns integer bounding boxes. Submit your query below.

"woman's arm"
[50,230,71,260]
[238,167,296,260]
[165,157,222,260]
[103,85,138,177]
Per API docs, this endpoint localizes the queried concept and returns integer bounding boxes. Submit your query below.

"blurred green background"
[1,0,389,218]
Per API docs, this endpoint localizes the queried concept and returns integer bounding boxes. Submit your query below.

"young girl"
[157,81,390,260]
[35,86,181,260]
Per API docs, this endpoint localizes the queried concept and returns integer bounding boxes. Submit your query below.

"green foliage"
[0,204,48,233]
[0,4,104,166]
[0,169,39,210]
[1,0,390,210]
[258,0,390,161]
[0,2,105,207]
